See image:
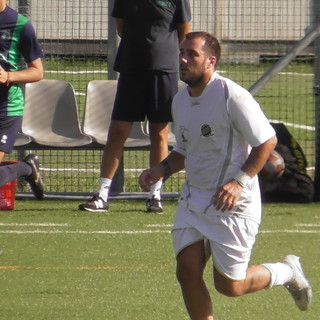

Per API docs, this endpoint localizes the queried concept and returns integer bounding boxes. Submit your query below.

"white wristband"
[233,170,251,188]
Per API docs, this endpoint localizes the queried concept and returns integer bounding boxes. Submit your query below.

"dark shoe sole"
[23,154,44,200]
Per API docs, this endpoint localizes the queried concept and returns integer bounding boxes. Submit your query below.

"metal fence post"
[313,0,320,201]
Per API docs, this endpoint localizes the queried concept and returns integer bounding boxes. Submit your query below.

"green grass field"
[0,199,319,320]
[2,59,317,319]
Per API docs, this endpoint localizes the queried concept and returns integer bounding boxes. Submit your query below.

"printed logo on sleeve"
[156,1,172,8]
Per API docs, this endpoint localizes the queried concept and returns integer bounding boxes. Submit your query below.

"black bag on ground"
[259,123,314,203]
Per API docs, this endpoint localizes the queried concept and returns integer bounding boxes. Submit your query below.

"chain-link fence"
[5,0,319,199]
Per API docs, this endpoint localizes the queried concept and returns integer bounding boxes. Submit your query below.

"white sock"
[98,178,112,202]
[262,262,293,288]
[149,180,162,200]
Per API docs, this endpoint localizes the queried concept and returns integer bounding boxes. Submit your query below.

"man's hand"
[0,66,9,84]
[212,180,243,212]
[212,136,277,212]
[139,151,184,192]
[139,166,164,192]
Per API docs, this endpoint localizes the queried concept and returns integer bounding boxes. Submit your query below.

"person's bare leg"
[148,122,169,167]
[0,151,5,162]
[214,264,271,297]
[78,120,133,211]
[146,122,169,211]
[176,241,214,320]
[100,120,133,178]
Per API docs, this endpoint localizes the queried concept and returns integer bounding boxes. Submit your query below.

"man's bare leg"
[176,241,214,320]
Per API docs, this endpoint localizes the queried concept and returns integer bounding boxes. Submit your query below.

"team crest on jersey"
[200,124,214,137]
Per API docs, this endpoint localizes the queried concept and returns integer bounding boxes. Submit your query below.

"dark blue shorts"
[0,116,22,153]
[112,71,178,123]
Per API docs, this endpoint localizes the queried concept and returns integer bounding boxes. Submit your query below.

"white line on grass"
[261,230,320,234]
[0,223,70,227]
[278,72,312,77]
[269,119,315,131]
[144,224,173,227]
[45,70,107,74]
[0,230,171,234]
[0,229,319,235]
[38,167,168,173]
[0,265,160,271]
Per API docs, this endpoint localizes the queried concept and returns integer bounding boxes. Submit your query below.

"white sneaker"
[283,255,312,311]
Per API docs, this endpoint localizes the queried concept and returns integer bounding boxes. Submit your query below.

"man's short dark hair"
[185,31,221,65]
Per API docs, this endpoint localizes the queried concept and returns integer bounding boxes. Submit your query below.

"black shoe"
[23,154,44,200]
[78,194,109,212]
[146,196,163,214]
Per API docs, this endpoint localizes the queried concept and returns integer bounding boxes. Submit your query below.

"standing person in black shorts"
[0,0,44,199]
[79,0,191,213]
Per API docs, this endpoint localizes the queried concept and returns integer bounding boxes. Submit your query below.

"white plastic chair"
[83,80,150,147]
[22,79,92,147]
[14,132,32,146]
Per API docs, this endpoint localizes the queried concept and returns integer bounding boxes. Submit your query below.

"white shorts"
[171,205,260,280]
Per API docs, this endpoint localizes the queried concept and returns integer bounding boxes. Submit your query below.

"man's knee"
[107,121,132,142]
[176,255,206,287]
[149,123,169,141]
[214,280,246,297]
[214,271,246,297]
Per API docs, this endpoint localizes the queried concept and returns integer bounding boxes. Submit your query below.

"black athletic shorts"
[112,71,178,122]
[0,116,22,153]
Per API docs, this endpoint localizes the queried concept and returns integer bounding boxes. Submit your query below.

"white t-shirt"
[172,72,275,221]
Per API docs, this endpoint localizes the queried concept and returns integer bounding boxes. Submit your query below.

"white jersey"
[172,73,275,221]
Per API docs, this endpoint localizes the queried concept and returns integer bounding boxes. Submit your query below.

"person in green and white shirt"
[0,0,44,199]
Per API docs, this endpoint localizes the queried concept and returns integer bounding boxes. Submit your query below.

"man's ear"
[208,56,216,67]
